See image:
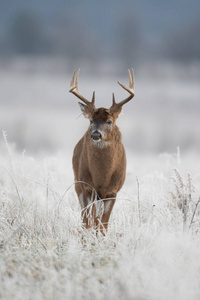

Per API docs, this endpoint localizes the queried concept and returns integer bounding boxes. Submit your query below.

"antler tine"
[117,68,135,105]
[69,69,76,92]
[69,69,95,111]
[75,68,80,89]
[112,93,115,105]
[109,68,135,112]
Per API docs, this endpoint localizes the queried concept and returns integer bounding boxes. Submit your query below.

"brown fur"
[73,108,126,233]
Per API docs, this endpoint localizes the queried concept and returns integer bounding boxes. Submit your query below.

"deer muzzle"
[91,130,102,141]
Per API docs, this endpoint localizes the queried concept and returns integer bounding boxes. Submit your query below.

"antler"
[110,68,135,112]
[69,69,95,111]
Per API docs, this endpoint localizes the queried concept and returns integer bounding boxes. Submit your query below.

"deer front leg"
[98,167,125,233]
[95,193,116,234]
[75,183,96,230]
[80,188,96,229]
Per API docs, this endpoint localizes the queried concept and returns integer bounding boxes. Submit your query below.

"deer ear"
[78,102,91,118]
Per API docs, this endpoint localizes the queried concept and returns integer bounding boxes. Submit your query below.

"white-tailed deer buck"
[69,69,135,233]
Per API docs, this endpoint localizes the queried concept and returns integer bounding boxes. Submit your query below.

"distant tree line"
[0,10,200,63]
[165,19,200,62]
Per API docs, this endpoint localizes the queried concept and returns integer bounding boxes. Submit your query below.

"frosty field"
[0,61,200,299]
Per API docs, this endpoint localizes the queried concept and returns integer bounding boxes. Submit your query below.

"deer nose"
[91,130,102,141]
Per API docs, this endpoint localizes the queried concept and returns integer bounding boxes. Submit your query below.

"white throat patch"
[92,140,110,148]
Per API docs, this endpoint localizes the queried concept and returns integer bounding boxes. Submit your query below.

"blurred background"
[0,0,200,155]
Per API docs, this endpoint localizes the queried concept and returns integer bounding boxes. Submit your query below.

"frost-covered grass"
[1,61,200,299]
[1,133,200,300]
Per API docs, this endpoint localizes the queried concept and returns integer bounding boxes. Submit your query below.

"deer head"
[69,68,135,143]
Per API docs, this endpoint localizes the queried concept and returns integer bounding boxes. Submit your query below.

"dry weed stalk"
[1,131,25,248]
[189,197,200,229]
[170,168,195,231]
[136,177,141,227]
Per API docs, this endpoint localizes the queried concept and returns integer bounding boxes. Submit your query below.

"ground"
[1,142,200,299]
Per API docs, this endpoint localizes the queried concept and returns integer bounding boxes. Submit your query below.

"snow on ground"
[0,61,200,299]
[1,138,200,300]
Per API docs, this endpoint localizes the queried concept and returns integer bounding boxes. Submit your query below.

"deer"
[69,68,135,234]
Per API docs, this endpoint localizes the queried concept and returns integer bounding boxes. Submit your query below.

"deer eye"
[106,119,112,125]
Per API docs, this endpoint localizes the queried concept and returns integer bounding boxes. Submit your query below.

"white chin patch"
[92,140,110,148]
[92,138,101,142]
